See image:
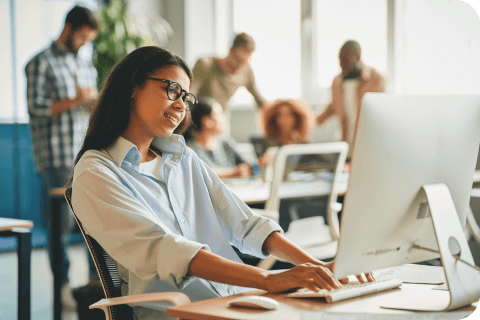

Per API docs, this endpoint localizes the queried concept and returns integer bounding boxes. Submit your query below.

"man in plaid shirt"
[25,5,99,310]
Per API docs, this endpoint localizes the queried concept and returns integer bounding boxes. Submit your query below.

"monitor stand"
[381,183,480,311]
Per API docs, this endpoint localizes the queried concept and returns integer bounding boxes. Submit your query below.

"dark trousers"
[40,169,97,284]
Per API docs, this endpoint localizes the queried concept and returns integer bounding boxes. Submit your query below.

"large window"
[315,0,387,89]
[231,0,301,105]
[4,0,96,124]
[397,0,480,94]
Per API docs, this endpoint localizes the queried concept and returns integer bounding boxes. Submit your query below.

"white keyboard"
[287,278,402,303]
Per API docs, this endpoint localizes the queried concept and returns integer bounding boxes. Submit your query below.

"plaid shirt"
[26,42,97,172]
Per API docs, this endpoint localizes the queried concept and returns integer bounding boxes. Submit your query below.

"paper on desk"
[373,264,446,285]
[432,283,449,291]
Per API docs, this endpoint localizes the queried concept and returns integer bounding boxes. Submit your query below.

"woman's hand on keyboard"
[325,260,375,284]
[264,262,343,293]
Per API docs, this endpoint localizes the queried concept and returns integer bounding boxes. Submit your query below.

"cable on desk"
[412,244,480,272]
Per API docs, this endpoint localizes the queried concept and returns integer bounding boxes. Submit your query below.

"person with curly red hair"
[257,98,315,158]
[257,99,334,233]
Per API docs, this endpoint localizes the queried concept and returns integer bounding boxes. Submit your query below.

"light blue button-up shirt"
[72,134,282,319]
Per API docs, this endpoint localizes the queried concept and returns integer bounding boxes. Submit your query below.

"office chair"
[64,187,191,320]
[253,142,349,269]
[250,136,265,158]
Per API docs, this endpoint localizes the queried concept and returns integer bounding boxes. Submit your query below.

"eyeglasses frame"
[145,77,197,111]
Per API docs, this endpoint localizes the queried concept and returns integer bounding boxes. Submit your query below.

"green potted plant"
[94,0,144,89]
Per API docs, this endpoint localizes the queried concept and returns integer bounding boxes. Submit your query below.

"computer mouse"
[228,295,279,310]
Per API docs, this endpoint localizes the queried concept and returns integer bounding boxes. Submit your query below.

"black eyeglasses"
[146,77,197,111]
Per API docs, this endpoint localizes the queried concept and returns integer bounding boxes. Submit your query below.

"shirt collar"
[106,134,186,167]
[51,41,71,56]
[151,134,186,156]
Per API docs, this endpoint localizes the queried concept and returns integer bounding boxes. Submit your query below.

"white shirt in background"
[342,79,359,156]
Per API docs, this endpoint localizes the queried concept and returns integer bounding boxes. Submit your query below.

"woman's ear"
[131,87,138,100]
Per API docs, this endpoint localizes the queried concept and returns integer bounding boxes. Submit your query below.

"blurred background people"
[316,40,386,160]
[191,32,266,136]
[25,5,100,311]
[184,98,255,179]
[258,98,315,157]
[258,99,318,231]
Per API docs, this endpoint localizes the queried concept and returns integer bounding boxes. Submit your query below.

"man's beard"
[343,64,362,80]
[66,34,78,54]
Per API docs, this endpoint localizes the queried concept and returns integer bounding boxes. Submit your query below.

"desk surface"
[49,188,66,198]
[226,179,348,205]
[167,284,477,320]
[49,170,480,205]
[0,218,34,232]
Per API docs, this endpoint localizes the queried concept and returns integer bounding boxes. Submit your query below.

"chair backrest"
[250,136,265,158]
[264,142,349,239]
[65,187,135,320]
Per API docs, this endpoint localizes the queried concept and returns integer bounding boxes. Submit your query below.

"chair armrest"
[89,292,191,310]
[330,202,342,213]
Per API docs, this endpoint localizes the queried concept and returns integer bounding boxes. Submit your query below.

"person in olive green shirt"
[190,33,266,135]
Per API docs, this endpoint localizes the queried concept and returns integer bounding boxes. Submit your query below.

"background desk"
[0,217,33,320]
[227,169,480,205]
[225,179,348,205]
[167,284,477,320]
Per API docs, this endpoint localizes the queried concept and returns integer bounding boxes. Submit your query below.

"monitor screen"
[334,93,480,279]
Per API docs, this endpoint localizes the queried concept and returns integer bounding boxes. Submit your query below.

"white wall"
[3,0,97,123]
[0,0,13,122]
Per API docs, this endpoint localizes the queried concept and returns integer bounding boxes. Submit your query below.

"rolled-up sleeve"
[72,164,210,289]
[25,57,54,117]
[245,65,266,108]
[193,154,283,259]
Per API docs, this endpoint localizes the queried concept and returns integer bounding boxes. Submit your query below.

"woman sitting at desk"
[184,98,254,179]
[69,46,372,319]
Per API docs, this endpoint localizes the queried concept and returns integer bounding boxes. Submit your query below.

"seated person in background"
[259,99,331,232]
[184,98,254,179]
[71,47,372,319]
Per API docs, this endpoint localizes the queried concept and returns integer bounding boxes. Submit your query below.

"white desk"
[0,218,33,320]
[225,179,348,205]
[228,169,480,205]
[167,283,477,319]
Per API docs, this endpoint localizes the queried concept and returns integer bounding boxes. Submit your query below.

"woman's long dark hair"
[182,97,217,141]
[67,46,192,185]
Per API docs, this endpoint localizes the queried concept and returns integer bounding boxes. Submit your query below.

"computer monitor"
[334,93,480,279]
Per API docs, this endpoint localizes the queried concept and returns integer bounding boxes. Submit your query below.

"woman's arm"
[262,231,375,284]
[187,245,343,293]
[262,231,319,266]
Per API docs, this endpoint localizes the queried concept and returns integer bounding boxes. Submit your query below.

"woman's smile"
[164,111,180,125]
